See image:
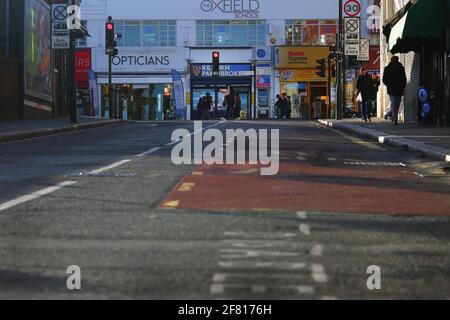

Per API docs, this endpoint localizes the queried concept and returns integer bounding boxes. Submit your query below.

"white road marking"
[212,273,311,282]
[311,264,328,283]
[88,159,132,174]
[137,147,161,157]
[219,261,307,270]
[297,211,307,219]
[0,181,78,212]
[210,283,314,295]
[299,224,311,236]
[220,249,299,259]
[224,231,298,238]
[321,296,339,300]
[310,244,323,257]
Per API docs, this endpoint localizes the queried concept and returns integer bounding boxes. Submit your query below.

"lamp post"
[336,0,343,120]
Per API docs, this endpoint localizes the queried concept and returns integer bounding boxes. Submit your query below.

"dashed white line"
[137,147,161,157]
[299,224,311,236]
[0,181,78,212]
[311,264,328,283]
[310,244,323,257]
[297,211,307,219]
[88,159,132,175]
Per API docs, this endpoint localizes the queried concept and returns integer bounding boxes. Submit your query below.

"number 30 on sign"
[344,0,361,17]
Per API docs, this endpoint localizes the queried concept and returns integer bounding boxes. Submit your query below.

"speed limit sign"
[344,0,361,17]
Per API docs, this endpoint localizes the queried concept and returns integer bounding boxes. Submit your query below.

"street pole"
[68,0,77,123]
[108,53,113,119]
[336,0,343,120]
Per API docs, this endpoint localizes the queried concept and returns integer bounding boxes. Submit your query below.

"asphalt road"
[0,120,449,300]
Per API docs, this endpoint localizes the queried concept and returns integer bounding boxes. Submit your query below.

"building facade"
[380,0,450,126]
[80,0,339,120]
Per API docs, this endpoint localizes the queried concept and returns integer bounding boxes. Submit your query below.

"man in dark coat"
[382,56,407,125]
[356,67,373,122]
[370,73,380,117]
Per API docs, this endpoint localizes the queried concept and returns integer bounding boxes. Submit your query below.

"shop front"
[275,46,330,118]
[92,47,187,120]
[190,63,254,119]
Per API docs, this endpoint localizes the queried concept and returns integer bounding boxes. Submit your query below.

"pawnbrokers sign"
[93,48,186,73]
[191,64,253,78]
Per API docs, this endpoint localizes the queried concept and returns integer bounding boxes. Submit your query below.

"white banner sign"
[357,39,370,61]
[93,47,187,73]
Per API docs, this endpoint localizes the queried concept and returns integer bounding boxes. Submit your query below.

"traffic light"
[105,17,117,56]
[315,59,326,78]
[212,52,220,76]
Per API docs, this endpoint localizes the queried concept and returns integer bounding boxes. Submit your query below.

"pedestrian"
[285,95,292,119]
[370,73,380,117]
[223,87,236,120]
[274,94,282,119]
[235,93,242,119]
[197,96,204,120]
[280,93,288,119]
[356,67,373,122]
[202,92,212,120]
[293,91,301,119]
[382,56,407,125]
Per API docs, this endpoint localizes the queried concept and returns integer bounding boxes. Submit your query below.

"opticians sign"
[93,47,187,73]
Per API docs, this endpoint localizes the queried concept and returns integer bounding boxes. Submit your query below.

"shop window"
[115,20,177,47]
[196,20,266,46]
[286,20,337,46]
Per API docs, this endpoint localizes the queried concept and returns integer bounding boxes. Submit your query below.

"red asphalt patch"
[160,161,450,216]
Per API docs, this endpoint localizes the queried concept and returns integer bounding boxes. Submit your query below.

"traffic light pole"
[108,53,113,119]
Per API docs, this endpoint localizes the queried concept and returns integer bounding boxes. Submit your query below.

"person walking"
[223,87,236,120]
[382,56,407,125]
[203,92,212,120]
[280,93,288,119]
[235,93,242,119]
[370,73,380,117]
[274,94,282,119]
[285,95,292,119]
[356,67,373,122]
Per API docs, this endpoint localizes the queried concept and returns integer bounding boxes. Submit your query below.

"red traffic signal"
[212,52,220,76]
[106,23,114,31]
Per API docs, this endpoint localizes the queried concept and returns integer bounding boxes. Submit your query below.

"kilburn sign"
[200,0,261,18]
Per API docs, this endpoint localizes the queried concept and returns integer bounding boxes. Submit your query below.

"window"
[196,20,266,46]
[285,20,337,46]
[115,20,176,47]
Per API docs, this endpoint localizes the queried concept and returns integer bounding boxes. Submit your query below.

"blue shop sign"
[191,64,253,78]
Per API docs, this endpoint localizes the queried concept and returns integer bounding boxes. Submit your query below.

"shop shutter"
[401,52,420,123]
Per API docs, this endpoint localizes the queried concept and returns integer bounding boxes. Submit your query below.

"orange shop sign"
[276,46,330,69]
[278,69,329,82]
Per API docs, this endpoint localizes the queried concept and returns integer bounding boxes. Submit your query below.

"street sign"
[344,0,361,17]
[357,39,370,61]
[52,4,70,49]
[345,17,360,34]
[344,17,360,56]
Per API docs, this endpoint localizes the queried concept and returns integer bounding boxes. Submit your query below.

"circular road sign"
[344,0,361,17]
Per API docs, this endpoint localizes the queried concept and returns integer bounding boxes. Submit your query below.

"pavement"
[318,118,450,163]
[0,120,449,300]
[0,116,123,143]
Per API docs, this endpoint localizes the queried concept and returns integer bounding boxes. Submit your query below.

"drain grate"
[66,172,137,178]
[344,161,406,167]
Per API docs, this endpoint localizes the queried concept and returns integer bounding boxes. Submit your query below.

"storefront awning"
[383,0,447,53]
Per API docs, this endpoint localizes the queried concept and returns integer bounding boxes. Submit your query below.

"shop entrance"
[281,81,328,119]
[191,79,252,120]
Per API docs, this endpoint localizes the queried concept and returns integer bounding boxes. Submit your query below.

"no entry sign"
[344,0,361,17]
